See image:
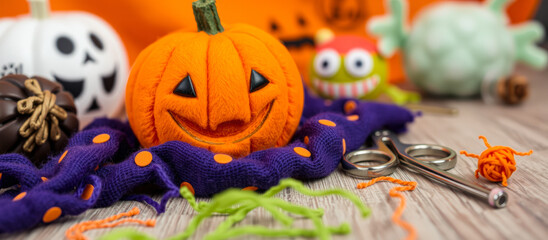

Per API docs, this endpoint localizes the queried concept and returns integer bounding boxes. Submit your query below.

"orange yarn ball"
[460,136,532,187]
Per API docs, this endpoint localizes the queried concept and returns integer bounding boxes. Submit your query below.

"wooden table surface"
[3,66,548,240]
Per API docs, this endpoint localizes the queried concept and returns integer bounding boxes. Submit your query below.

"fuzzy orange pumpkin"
[126,0,304,157]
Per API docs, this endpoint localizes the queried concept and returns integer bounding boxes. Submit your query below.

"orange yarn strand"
[460,136,533,187]
[357,176,417,240]
[66,207,155,240]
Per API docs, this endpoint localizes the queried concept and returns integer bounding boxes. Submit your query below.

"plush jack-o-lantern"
[0,0,128,127]
[126,0,304,157]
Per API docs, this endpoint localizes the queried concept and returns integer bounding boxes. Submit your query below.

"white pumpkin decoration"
[0,0,129,127]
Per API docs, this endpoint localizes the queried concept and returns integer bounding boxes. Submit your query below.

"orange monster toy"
[125,0,304,157]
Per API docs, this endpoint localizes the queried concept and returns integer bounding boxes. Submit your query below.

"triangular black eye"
[173,75,197,98]
[249,69,269,93]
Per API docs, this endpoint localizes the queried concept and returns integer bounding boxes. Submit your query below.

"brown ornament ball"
[0,74,79,165]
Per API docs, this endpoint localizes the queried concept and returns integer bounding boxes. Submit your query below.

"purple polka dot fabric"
[0,91,414,233]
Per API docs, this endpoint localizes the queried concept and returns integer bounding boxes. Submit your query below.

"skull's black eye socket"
[173,75,197,98]
[56,36,74,55]
[249,69,269,93]
[90,33,104,51]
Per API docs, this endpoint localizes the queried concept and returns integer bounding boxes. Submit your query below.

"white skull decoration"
[0,0,129,127]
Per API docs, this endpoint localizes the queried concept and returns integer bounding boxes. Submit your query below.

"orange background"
[0,0,539,83]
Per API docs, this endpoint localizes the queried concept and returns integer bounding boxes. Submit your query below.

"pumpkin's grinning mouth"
[281,37,315,49]
[168,100,275,145]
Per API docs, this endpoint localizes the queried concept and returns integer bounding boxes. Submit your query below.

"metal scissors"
[341,130,508,208]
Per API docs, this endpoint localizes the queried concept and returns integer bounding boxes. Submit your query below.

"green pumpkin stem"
[192,0,224,35]
[28,0,50,19]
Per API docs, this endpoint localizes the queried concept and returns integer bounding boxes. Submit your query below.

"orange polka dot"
[180,182,195,195]
[342,139,347,154]
[324,100,333,106]
[135,151,153,167]
[294,147,311,157]
[319,119,336,127]
[43,207,62,223]
[94,165,99,171]
[0,172,2,180]
[92,134,110,144]
[304,136,310,145]
[344,101,357,114]
[242,186,258,191]
[214,154,233,164]
[41,177,48,182]
[346,115,359,121]
[58,150,68,163]
[81,184,94,200]
[13,192,26,201]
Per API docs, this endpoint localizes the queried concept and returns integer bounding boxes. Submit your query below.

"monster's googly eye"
[344,48,373,78]
[313,49,341,78]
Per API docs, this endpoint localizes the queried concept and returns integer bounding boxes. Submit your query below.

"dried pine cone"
[497,75,529,105]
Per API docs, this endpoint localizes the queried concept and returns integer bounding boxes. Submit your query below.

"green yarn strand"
[100,178,370,240]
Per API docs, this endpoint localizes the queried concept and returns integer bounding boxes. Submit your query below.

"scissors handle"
[372,130,457,171]
[377,131,508,208]
[342,149,398,178]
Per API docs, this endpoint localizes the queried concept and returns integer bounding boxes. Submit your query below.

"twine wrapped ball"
[0,75,79,164]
